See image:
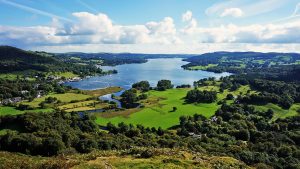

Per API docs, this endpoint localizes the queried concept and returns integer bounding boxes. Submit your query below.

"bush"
[157,80,173,91]
[132,81,150,92]
[226,94,234,100]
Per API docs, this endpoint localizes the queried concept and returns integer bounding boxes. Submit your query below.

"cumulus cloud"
[178,8,300,44]
[186,20,300,43]
[34,43,300,54]
[182,10,193,22]
[181,11,198,35]
[220,8,243,17]
[0,11,300,53]
[0,12,181,47]
[146,17,176,35]
[206,0,285,17]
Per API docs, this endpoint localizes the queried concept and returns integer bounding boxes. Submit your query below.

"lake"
[64,58,231,90]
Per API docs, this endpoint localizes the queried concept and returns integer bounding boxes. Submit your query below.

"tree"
[171,107,177,112]
[157,127,164,136]
[132,81,150,92]
[234,129,250,141]
[138,93,148,100]
[120,89,138,108]
[185,89,217,103]
[226,94,234,100]
[277,146,292,158]
[157,80,173,91]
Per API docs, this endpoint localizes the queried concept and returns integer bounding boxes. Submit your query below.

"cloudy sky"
[0,0,300,53]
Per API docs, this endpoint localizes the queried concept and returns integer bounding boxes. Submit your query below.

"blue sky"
[0,0,300,53]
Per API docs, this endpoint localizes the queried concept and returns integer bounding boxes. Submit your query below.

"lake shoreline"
[64,58,231,91]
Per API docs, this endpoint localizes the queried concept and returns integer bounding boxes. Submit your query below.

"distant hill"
[0,46,60,73]
[57,52,195,66]
[182,51,300,81]
[184,51,300,66]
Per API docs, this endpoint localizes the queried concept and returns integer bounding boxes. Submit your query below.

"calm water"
[65,58,231,90]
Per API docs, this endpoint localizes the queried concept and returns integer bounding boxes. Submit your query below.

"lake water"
[64,58,231,90]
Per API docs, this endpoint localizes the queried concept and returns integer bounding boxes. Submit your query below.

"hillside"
[182,52,300,81]
[0,46,105,78]
[0,46,60,73]
[184,52,300,66]
[0,149,252,169]
[58,52,195,66]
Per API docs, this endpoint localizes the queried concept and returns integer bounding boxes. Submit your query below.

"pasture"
[95,84,294,129]
[254,103,300,121]
[0,106,53,116]
[96,88,220,129]
[22,92,92,108]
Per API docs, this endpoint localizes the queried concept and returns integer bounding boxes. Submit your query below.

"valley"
[0,47,299,169]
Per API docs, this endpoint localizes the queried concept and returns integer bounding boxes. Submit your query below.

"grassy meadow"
[188,64,218,70]
[0,87,122,116]
[95,85,259,129]
[22,92,92,108]
[96,88,219,129]
[95,83,299,129]
[254,103,300,121]
[0,106,53,116]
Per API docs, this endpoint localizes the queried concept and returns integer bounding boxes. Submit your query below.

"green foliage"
[0,112,98,156]
[120,89,138,108]
[157,80,173,91]
[185,89,217,103]
[132,81,150,92]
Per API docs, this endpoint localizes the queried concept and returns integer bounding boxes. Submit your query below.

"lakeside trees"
[120,89,138,108]
[157,80,173,91]
[132,81,150,92]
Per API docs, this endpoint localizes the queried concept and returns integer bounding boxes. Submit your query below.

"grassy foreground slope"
[0,148,252,169]
[0,106,53,116]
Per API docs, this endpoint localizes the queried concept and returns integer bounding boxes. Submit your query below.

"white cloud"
[181,11,198,35]
[0,11,300,53]
[0,12,180,47]
[146,17,176,35]
[220,8,243,18]
[206,0,286,17]
[182,10,193,22]
[33,43,300,54]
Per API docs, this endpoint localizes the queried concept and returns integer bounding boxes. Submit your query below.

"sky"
[0,0,300,53]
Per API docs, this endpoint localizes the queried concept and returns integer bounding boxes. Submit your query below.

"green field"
[58,100,108,112]
[254,103,300,121]
[0,88,119,116]
[252,60,265,64]
[59,100,96,110]
[96,85,255,129]
[54,72,78,78]
[0,73,35,81]
[96,88,219,129]
[0,73,19,80]
[22,92,92,108]
[95,84,296,129]
[84,87,123,97]
[188,64,218,70]
[0,106,53,116]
